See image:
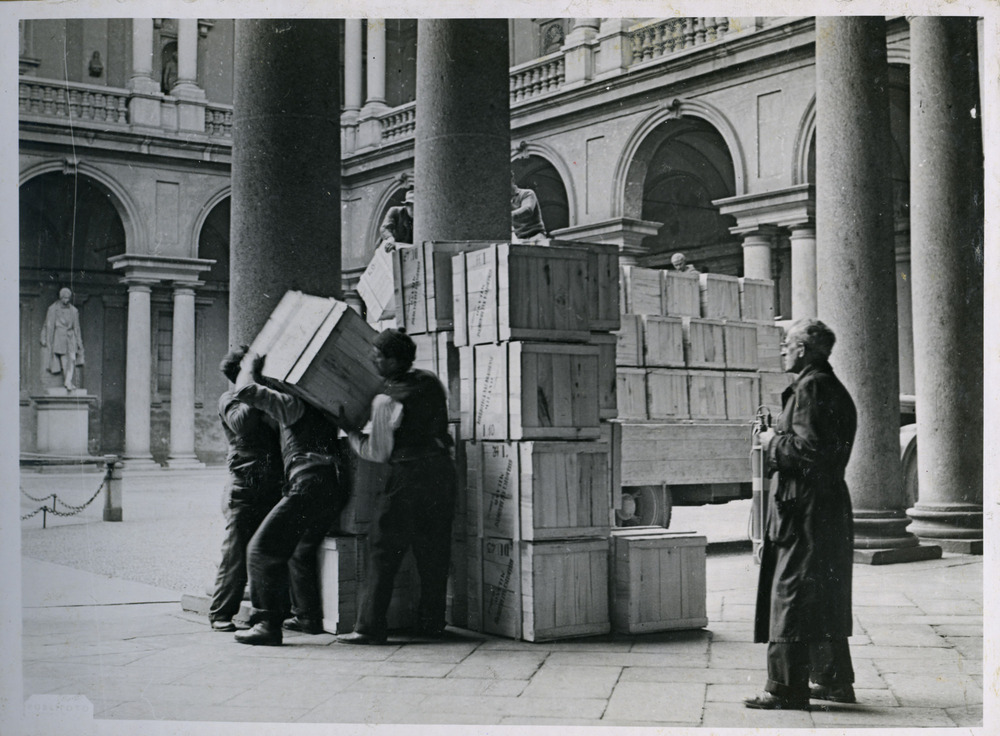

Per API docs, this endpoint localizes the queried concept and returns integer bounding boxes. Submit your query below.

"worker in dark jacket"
[208,347,283,632]
[232,352,350,646]
[337,329,456,644]
[744,318,858,710]
[378,190,414,252]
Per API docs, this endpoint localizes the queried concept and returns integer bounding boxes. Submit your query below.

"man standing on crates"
[744,318,858,710]
[231,351,350,646]
[337,329,456,645]
[378,189,414,252]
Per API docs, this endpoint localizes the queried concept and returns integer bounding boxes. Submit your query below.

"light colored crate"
[454,243,591,346]
[682,317,726,369]
[642,315,685,367]
[725,371,762,422]
[739,277,775,323]
[688,369,728,420]
[760,370,794,415]
[553,239,621,332]
[612,421,753,486]
[475,440,612,541]
[467,542,484,632]
[698,273,741,319]
[446,532,468,628]
[474,342,601,441]
[464,438,480,535]
[646,368,690,420]
[661,270,701,317]
[356,246,396,323]
[482,536,522,638]
[609,529,708,634]
[412,331,460,422]
[723,320,759,370]
[600,421,622,517]
[756,323,784,372]
[620,265,663,314]
[615,314,643,367]
[249,291,383,430]
[589,332,619,419]
[616,367,647,420]
[459,345,475,439]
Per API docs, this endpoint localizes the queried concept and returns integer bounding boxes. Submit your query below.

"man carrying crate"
[231,352,350,646]
[337,329,457,645]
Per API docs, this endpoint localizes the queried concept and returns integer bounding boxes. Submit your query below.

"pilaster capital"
[733,224,781,242]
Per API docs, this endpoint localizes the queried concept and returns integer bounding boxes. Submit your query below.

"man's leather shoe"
[283,616,324,635]
[336,630,387,645]
[743,692,811,711]
[234,622,282,646]
[210,619,236,632]
[810,684,856,703]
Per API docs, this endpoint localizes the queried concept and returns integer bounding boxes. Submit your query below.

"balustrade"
[380,102,415,142]
[509,53,565,103]
[628,17,731,65]
[20,79,129,124]
[204,104,233,138]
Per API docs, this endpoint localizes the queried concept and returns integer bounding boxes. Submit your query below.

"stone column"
[166,284,203,468]
[895,233,915,395]
[127,18,160,126]
[906,16,983,554]
[815,16,936,563]
[342,19,364,152]
[173,18,206,132]
[789,225,817,319]
[230,20,342,346]
[356,19,389,148]
[595,18,633,78]
[123,281,158,468]
[563,18,600,86]
[740,228,774,281]
[413,19,510,243]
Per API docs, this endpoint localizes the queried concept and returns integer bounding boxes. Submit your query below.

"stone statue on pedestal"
[40,287,85,391]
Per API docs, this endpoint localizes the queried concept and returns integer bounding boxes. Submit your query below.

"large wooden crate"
[642,315,685,367]
[411,331,460,422]
[756,323,784,372]
[454,243,591,346]
[249,291,383,430]
[620,265,663,314]
[616,367,647,420]
[458,345,475,438]
[552,240,621,332]
[682,317,726,369]
[739,277,775,323]
[688,369,728,420]
[615,314,643,367]
[723,321,759,370]
[611,421,753,486]
[474,440,612,540]
[646,368,690,421]
[482,537,610,641]
[760,369,794,415]
[725,371,762,422]
[356,246,396,323]
[699,273,741,320]
[661,270,701,317]
[589,332,618,419]
[609,529,708,633]
[473,342,601,440]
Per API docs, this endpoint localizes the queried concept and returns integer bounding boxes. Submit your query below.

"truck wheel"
[616,485,672,527]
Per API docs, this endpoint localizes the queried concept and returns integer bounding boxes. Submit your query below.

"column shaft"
[741,232,773,281]
[130,19,153,79]
[167,286,202,467]
[230,20,342,346]
[123,282,155,465]
[176,18,198,86]
[790,226,817,319]
[414,19,510,243]
[344,19,363,111]
[366,19,386,105]
[906,17,983,553]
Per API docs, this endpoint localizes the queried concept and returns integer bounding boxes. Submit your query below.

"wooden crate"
[474,440,612,541]
[760,369,794,415]
[249,291,383,430]
[739,277,775,323]
[463,438,480,536]
[609,529,708,633]
[481,536,522,638]
[473,342,601,441]
[446,532,468,628]
[699,273,741,319]
[646,368,690,420]
[756,323,784,372]
[615,314,643,367]
[682,317,726,369]
[467,538,484,632]
[453,243,591,346]
[723,320,759,370]
[616,367,647,420]
[620,265,663,314]
[411,331,460,422]
[589,332,618,419]
[642,315,685,367]
[725,371,762,422]
[688,369,728,420]
[459,345,475,439]
[552,239,621,332]
[611,421,753,486]
[356,246,396,323]
[661,270,701,317]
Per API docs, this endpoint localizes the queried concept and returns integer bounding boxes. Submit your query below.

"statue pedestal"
[33,389,96,456]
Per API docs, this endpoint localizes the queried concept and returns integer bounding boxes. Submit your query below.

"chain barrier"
[20,473,108,526]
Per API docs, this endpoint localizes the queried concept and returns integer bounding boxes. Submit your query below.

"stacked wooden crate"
[452,241,619,641]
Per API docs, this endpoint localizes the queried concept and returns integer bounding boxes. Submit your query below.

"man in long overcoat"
[744,318,858,711]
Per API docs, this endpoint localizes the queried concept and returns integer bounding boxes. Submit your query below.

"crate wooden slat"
[610,529,708,633]
[446,532,468,628]
[482,536,522,638]
[467,539,484,632]
[642,315,685,367]
[682,317,726,369]
[612,421,753,486]
[356,246,396,323]
[620,265,663,315]
[615,314,643,367]
[616,367,647,420]
[739,277,775,323]
[725,371,762,422]
[604,421,622,515]
[589,332,619,419]
[474,342,601,441]
[552,239,621,332]
[699,273,741,319]
[454,243,591,346]
[661,270,701,317]
[646,368,690,421]
[250,292,383,430]
[459,345,475,438]
[723,320,759,370]
[760,370,794,415]
[412,331,460,422]
[756,323,784,372]
[688,369,728,420]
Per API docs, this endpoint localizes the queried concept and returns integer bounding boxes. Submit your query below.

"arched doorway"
[512,155,569,233]
[19,171,127,454]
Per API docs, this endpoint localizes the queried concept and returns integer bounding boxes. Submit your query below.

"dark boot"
[235,621,282,646]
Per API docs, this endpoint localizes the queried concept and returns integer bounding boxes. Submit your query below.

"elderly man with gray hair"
[744,318,858,711]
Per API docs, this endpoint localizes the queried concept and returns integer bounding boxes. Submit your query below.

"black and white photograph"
[3,1,995,735]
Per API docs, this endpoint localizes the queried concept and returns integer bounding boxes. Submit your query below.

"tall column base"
[906,502,983,555]
[853,545,942,565]
[121,457,161,472]
[851,509,941,564]
[165,455,205,469]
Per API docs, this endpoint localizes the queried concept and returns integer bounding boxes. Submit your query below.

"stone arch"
[511,140,577,226]
[195,187,231,284]
[791,96,817,186]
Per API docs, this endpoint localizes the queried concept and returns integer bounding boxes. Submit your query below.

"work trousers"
[766,639,855,698]
[356,454,456,637]
[208,493,274,622]
[246,470,346,626]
